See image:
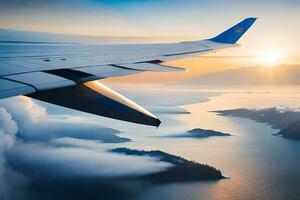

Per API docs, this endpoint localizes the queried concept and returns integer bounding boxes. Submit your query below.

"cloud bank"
[0,97,129,143]
[6,139,171,178]
[0,96,172,200]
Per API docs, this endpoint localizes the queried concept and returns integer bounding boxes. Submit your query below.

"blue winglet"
[209,17,257,44]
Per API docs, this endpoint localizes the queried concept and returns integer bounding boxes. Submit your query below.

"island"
[111,148,224,183]
[275,120,300,139]
[186,128,231,138]
[214,107,300,129]
[214,108,300,140]
[169,128,231,138]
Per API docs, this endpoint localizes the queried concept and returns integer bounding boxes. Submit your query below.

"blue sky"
[0,0,298,37]
[0,0,299,61]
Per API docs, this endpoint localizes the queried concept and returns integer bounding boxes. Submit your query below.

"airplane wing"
[0,18,256,127]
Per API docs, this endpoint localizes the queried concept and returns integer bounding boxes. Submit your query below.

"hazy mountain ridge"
[186,65,300,85]
[215,107,300,139]
[214,107,300,129]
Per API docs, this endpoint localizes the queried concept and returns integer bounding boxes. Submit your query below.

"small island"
[169,128,231,138]
[111,148,224,183]
[185,128,231,138]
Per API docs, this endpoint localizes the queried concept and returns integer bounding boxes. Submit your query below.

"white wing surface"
[0,18,257,126]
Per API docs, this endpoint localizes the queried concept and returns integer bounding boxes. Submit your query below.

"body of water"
[104,85,300,200]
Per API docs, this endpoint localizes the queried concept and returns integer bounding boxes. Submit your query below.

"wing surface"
[0,18,256,126]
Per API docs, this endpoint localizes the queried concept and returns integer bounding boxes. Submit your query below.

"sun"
[261,48,283,67]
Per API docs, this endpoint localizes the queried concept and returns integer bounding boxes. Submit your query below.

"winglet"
[209,17,257,44]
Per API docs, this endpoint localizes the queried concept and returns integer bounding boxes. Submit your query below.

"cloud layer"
[6,139,171,178]
[0,97,129,143]
[0,96,172,199]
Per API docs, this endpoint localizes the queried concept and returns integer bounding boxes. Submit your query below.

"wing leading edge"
[0,18,257,127]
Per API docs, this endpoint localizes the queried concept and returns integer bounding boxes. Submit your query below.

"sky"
[0,0,299,82]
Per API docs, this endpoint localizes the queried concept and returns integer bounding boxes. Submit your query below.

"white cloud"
[0,106,20,200]
[0,107,18,151]
[0,97,171,180]
[7,139,172,178]
[0,97,127,143]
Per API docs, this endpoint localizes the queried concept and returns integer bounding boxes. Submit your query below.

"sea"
[101,84,300,200]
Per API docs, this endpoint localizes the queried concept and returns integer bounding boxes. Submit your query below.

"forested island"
[275,121,300,139]
[111,148,224,183]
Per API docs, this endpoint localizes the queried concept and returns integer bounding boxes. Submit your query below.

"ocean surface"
[101,84,300,200]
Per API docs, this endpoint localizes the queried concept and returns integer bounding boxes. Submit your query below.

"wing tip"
[156,119,162,128]
[209,17,257,44]
[246,17,258,20]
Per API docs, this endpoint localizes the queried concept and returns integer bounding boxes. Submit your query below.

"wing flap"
[4,72,75,90]
[113,62,185,72]
[75,65,140,78]
[0,78,36,99]
[28,81,161,127]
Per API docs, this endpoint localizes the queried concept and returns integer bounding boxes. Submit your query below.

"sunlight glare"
[261,48,283,67]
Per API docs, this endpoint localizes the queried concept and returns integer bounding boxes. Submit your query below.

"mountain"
[186,65,300,85]
[215,108,300,140]
[215,108,300,130]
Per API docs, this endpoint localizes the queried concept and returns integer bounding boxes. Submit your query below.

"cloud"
[0,97,129,143]
[0,96,173,199]
[6,139,172,178]
[0,97,163,178]
[0,107,27,200]
[0,107,18,151]
[248,105,300,113]
[0,106,18,173]
[0,91,210,180]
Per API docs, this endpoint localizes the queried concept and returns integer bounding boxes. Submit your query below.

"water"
[104,85,300,200]
[8,84,299,200]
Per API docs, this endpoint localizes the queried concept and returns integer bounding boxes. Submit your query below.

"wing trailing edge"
[27,81,161,127]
